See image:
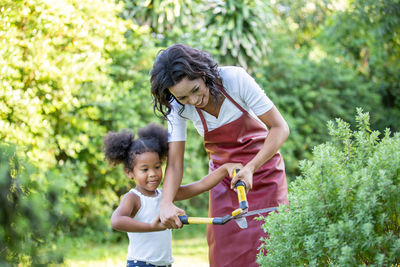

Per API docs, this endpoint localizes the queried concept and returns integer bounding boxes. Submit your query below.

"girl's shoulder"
[118,190,141,216]
[124,190,141,203]
[130,188,162,199]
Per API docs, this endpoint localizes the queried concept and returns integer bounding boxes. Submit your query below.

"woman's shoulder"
[219,66,247,80]
[219,66,249,94]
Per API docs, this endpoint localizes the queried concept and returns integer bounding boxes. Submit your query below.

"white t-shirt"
[127,188,173,265]
[167,66,274,141]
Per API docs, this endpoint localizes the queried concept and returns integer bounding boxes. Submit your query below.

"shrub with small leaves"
[257,109,400,266]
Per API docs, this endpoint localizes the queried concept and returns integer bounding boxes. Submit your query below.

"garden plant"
[258,110,400,266]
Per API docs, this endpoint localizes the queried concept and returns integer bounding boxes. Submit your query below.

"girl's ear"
[124,168,134,179]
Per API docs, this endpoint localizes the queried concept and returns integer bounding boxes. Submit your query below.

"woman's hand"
[160,201,185,229]
[230,166,253,193]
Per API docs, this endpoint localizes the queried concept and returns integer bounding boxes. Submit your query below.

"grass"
[61,225,209,267]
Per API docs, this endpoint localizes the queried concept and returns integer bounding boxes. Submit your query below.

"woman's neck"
[201,94,225,118]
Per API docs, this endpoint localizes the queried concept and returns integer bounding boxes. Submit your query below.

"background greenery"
[0,0,399,265]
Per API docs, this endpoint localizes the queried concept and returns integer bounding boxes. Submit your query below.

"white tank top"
[127,188,173,265]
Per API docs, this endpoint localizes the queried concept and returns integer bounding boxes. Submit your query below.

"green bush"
[0,143,64,265]
[257,109,400,266]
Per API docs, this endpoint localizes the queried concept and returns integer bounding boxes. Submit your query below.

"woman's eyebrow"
[191,85,198,91]
[177,85,198,99]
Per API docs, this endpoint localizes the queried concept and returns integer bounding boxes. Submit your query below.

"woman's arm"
[110,192,166,232]
[174,163,243,201]
[159,141,186,228]
[230,106,289,191]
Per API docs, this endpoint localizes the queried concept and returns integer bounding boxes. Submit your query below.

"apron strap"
[195,83,248,134]
[218,84,247,114]
[195,107,209,133]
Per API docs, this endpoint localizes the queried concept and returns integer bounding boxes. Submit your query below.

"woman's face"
[169,77,210,108]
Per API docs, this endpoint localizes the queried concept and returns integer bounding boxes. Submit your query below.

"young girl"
[103,123,241,267]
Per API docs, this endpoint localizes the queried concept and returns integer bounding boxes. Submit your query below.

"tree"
[121,0,204,46]
[254,36,382,178]
[320,0,400,132]
[0,143,64,265]
[205,0,275,70]
[0,0,158,238]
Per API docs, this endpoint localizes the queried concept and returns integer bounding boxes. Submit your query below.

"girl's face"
[169,76,210,108]
[130,152,162,197]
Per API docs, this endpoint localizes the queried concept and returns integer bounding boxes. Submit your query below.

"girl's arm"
[230,106,289,191]
[110,192,166,232]
[174,163,243,201]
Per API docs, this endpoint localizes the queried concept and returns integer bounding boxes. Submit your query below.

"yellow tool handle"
[237,184,247,202]
[232,208,243,216]
[179,215,231,225]
[233,169,248,210]
[178,215,213,224]
[188,217,214,224]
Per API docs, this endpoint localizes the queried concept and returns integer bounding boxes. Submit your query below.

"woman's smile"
[196,96,205,107]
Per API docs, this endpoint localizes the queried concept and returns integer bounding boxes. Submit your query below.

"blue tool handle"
[178,215,189,224]
[212,215,232,225]
[235,180,246,188]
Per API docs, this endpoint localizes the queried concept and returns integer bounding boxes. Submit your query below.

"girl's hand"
[223,163,244,180]
[151,215,168,231]
[230,167,253,193]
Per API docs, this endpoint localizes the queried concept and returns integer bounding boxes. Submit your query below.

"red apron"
[196,87,289,267]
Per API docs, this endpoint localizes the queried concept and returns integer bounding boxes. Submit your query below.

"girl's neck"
[135,187,159,197]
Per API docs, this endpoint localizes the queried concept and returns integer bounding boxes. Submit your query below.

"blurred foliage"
[0,0,133,242]
[204,0,275,70]
[258,109,400,265]
[120,0,207,47]
[0,143,64,265]
[319,0,400,131]
[121,0,190,34]
[0,0,399,263]
[254,35,382,177]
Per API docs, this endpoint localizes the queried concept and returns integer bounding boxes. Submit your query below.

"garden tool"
[178,207,246,227]
[230,169,280,226]
[178,207,279,228]
[178,169,250,229]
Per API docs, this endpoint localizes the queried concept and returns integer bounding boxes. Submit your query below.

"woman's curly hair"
[103,123,168,172]
[150,44,223,119]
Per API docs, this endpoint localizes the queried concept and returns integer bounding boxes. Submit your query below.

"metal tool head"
[231,208,248,229]
[234,216,248,229]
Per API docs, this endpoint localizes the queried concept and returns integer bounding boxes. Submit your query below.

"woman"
[150,44,289,267]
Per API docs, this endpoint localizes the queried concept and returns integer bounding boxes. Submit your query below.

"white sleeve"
[167,101,187,142]
[237,67,274,116]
